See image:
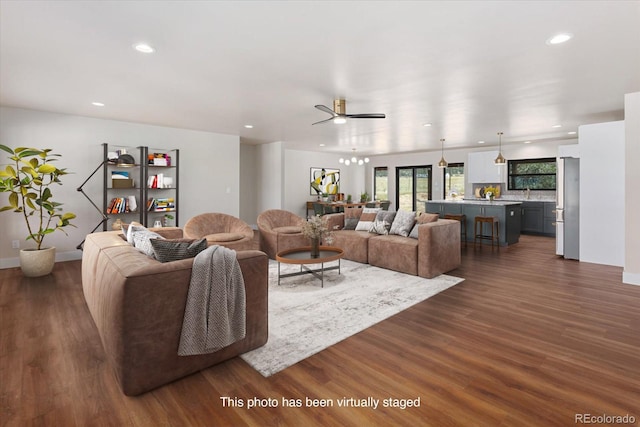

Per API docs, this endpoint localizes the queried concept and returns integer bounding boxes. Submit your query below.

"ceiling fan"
[313,99,386,125]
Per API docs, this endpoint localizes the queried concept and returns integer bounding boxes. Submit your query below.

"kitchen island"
[425,200,522,246]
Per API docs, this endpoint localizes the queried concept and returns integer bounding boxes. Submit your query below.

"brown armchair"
[257,209,309,259]
[183,213,256,251]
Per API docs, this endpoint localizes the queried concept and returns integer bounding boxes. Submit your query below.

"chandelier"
[339,148,370,166]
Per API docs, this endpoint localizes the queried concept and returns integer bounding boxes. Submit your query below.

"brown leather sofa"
[183,212,256,251]
[81,229,268,396]
[325,212,461,278]
[257,209,309,259]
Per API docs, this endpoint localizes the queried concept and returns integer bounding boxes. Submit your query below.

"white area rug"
[240,259,464,377]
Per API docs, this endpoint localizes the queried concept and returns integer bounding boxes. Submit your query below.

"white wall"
[283,149,362,218]
[255,141,284,215]
[239,143,258,226]
[624,92,640,285]
[579,121,625,267]
[0,107,240,268]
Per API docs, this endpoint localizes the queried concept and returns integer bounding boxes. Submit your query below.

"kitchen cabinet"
[520,201,556,237]
[467,151,506,183]
[425,201,521,246]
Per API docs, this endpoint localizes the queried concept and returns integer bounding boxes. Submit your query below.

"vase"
[19,247,56,277]
[310,238,320,258]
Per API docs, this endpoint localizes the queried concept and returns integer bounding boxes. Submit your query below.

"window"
[508,158,557,190]
[396,166,432,213]
[374,167,388,201]
[443,163,464,199]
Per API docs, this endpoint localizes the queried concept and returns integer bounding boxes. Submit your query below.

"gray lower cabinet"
[425,202,521,246]
[521,201,556,237]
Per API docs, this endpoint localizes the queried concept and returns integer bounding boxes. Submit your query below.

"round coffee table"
[275,246,344,288]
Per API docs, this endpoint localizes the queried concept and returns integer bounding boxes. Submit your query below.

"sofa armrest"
[417,219,461,278]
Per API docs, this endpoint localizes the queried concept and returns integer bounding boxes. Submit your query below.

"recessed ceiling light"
[524,141,532,144]
[552,124,562,128]
[319,144,325,147]
[423,123,432,127]
[244,124,254,129]
[478,140,485,144]
[567,131,577,135]
[91,102,105,107]
[133,43,155,53]
[546,33,573,45]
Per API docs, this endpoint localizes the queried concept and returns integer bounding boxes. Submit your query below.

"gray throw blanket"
[178,245,246,356]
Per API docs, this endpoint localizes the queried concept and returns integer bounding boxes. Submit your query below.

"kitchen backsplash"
[471,183,555,201]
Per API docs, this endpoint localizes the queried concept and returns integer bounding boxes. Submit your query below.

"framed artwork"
[310,167,340,195]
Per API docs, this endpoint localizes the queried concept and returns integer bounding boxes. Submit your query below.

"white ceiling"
[1,1,639,156]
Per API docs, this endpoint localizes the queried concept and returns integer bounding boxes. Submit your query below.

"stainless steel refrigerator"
[556,157,579,259]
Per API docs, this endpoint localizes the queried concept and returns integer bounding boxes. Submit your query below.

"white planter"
[19,247,56,277]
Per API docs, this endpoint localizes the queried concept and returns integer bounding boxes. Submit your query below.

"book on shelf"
[147,173,166,189]
[107,196,137,214]
[147,197,175,212]
[148,153,171,167]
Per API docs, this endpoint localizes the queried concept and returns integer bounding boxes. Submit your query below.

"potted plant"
[0,145,76,277]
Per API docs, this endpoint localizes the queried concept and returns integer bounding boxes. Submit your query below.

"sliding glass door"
[396,166,432,213]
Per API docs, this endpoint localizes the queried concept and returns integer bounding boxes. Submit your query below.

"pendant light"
[495,131,506,165]
[438,138,447,168]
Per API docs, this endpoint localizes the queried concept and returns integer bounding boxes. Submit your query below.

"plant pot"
[19,247,56,277]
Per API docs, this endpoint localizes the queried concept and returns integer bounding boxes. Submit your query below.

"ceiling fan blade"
[314,104,337,116]
[345,113,386,119]
[311,116,337,125]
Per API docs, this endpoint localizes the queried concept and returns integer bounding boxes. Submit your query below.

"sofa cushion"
[205,232,246,242]
[331,230,373,263]
[389,210,416,237]
[355,208,380,231]
[274,226,302,234]
[369,234,419,276]
[151,238,207,262]
[344,207,363,230]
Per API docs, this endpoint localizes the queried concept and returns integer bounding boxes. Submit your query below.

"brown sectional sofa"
[325,212,461,279]
[81,228,269,396]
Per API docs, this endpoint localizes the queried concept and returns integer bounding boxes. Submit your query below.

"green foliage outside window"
[508,158,557,190]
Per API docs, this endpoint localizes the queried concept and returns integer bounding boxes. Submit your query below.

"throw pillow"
[354,209,379,231]
[369,210,396,234]
[389,210,417,237]
[151,238,208,263]
[130,225,165,257]
[343,207,363,230]
[122,221,143,245]
[409,213,439,239]
[417,212,439,224]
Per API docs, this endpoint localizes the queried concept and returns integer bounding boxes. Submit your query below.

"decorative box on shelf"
[112,178,134,188]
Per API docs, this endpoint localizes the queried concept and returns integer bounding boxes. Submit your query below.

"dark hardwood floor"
[2,235,639,426]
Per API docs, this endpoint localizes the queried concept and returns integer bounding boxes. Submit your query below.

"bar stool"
[444,214,467,247]
[474,216,500,249]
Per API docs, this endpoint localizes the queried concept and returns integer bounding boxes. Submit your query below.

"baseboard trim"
[0,250,82,270]
[623,271,640,286]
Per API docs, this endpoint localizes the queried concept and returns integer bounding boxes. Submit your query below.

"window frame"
[373,166,388,201]
[442,162,464,199]
[507,157,557,191]
[395,165,433,212]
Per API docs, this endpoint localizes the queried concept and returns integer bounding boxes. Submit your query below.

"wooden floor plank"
[1,235,639,426]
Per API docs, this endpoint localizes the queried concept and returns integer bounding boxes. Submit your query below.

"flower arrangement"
[484,186,500,200]
[302,214,333,244]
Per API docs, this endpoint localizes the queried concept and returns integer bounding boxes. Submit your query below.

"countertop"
[429,199,523,206]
